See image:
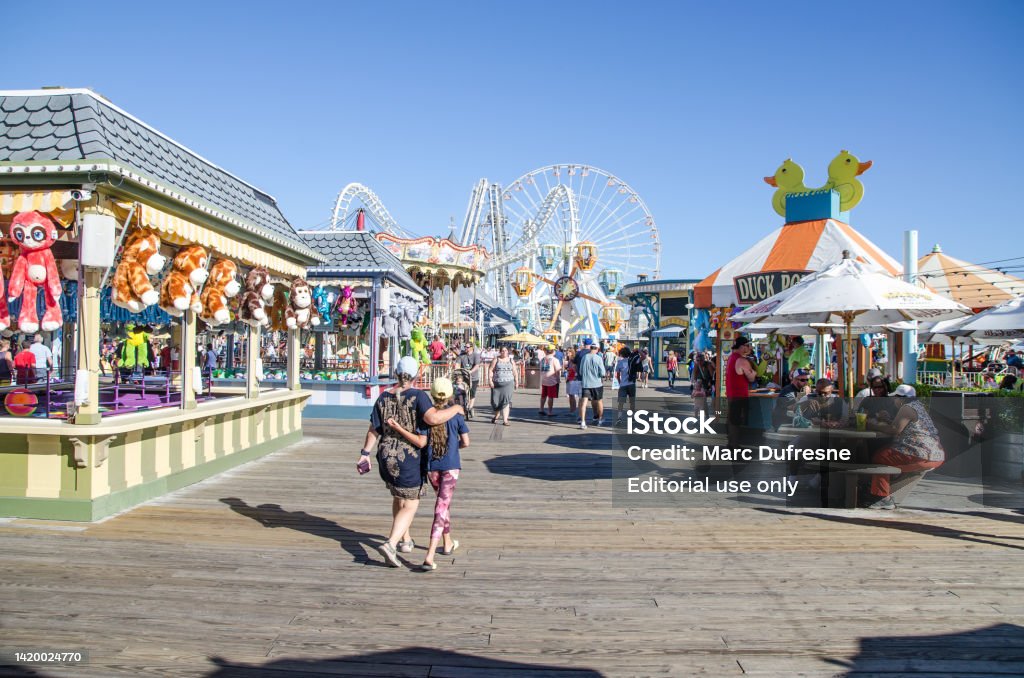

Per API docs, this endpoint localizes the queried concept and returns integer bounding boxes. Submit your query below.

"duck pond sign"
[733,270,810,306]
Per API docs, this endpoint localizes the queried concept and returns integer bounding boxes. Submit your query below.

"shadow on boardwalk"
[219,497,388,565]
[757,506,1024,551]
[830,623,1024,676]
[484,450,612,481]
[206,647,604,677]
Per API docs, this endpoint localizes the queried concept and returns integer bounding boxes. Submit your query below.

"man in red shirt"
[14,340,37,385]
[726,335,757,452]
[428,335,446,362]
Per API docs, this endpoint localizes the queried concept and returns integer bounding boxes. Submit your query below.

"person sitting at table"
[858,374,899,429]
[796,378,849,426]
[772,368,812,429]
[863,384,945,509]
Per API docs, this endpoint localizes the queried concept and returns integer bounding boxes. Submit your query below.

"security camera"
[70,188,93,201]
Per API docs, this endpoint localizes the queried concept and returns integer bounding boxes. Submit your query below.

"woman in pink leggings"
[865,384,944,509]
[388,376,469,571]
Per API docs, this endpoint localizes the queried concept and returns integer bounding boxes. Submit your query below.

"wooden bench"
[828,463,900,508]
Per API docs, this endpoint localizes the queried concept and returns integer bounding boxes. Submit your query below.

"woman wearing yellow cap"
[386,376,470,571]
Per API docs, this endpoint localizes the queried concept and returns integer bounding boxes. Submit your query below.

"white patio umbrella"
[948,296,1024,340]
[732,253,970,396]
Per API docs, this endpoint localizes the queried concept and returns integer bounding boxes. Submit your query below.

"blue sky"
[4,1,1023,279]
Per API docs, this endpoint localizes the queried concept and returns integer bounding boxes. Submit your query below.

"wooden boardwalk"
[2,386,1024,677]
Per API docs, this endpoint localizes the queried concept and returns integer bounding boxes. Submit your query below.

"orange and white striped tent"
[694,219,901,308]
[917,244,1024,312]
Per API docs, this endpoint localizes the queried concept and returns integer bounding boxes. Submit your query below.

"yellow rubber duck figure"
[824,150,873,211]
[763,159,809,217]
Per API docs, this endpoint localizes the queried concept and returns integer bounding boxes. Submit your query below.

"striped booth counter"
[0,390,309,522]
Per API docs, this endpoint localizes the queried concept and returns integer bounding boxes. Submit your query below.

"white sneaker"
[579,421,587,430]
[597,419,606,426]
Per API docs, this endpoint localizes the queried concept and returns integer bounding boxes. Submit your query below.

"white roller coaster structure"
[318,166,661,339]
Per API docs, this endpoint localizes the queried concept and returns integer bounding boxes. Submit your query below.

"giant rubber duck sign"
[764,150,872,217]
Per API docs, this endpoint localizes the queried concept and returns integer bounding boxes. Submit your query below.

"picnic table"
[773,425,893,507]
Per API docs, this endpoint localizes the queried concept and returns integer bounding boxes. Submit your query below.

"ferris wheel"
[466,164,660,340]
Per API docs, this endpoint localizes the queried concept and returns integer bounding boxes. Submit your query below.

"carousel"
[0,88,320,521]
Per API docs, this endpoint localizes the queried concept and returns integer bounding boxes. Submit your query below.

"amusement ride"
[321,165,662,342]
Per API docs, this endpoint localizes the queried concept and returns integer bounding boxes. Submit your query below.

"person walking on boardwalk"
[387,377,469,571]
[578,340,607,429]
[538,348,561,417]
[614,346,637,426]
[489,345,518,425]
[357,356,464,568]
[666,350,679,390]
[456,344,482,419]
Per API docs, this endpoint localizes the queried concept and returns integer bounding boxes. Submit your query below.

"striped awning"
[114,202,308,279]
[918,245,1024,311]
[0,190,75,225]
[694,219,902,307]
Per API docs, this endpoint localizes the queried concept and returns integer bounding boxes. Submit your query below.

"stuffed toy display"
[269,285,289,331]
[238,267,274,328]
[312,284,334,326]
[407,326,431,365]
[111,230,167,313]
[118,322,152,372]
[159,245,209,317]
[199,259,241,326]
[335,285,360,326]
[285,277,320,329]
[7,211,63,333]
[383,304,401,340]
[399,302,419,340]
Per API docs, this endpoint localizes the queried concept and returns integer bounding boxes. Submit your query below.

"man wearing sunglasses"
[772,368,812,430]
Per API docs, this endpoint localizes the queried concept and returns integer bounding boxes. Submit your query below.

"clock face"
[553,275,580,301]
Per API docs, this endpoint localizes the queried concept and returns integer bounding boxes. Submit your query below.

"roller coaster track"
[329,182,410,235]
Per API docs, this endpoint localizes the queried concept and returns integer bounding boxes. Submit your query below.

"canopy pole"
[902,230,919,384]
[845,315,854,399]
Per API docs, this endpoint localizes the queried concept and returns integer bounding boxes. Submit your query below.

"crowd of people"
[0,334,55,386]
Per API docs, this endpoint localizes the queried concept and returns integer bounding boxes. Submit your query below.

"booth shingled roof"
[0,88,320,262]
[300,229,424,296]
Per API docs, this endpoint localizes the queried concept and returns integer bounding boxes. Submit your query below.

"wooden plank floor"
[2,385,1024,677]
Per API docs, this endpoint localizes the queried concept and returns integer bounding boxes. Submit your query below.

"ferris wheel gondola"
[470,164,660,339]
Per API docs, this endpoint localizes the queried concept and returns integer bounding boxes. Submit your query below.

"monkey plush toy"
[285,277,320,329]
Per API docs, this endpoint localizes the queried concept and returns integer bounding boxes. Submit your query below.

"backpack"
[627,353,643,382]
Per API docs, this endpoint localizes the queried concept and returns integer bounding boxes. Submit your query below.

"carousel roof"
[918,244,1024,311]
[0,88,318,260]
[300,229,424,295]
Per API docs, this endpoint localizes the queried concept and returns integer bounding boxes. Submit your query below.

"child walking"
[387,376,469,571]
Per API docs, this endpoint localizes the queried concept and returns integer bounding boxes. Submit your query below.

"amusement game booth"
[693,154,901,412]
[0,89,321,521]
[280,225,429,419]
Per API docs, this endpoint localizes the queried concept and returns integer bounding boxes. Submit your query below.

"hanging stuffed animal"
[269,285,289,331]
[285,277,320,329]
[111,230,166,312]
[312,284,334,326]
[238,267,274,328]
[398,302,418,341]
[383,304,401,340]
[7,211,63,333]
[159,245,208,317]
[408,326,431,365]
[199,260,241,326]
[335,285,359,326]
[118,322,152,372]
